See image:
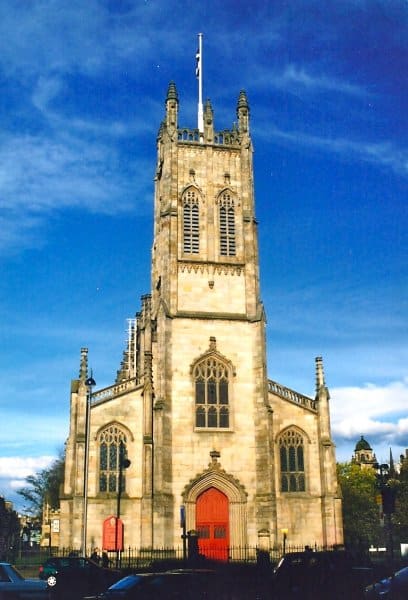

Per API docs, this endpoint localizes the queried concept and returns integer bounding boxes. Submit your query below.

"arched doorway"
[196,487,229,560]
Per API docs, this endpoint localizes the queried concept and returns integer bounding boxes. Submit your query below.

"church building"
[59,81,343,557]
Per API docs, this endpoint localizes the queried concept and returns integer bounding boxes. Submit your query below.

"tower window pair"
[182,190,236,256]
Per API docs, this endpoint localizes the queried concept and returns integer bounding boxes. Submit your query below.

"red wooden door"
[196,487,229,560]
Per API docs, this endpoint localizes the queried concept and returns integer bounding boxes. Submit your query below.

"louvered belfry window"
[219,193,236,256]
[193,357,229,428]
[99,425,127,493]
[183,190,199,254]
[279,429,306,492]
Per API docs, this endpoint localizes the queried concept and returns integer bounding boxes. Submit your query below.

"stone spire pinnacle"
[165,81,178,130]
[237,90,250,134]
[203,98,214,142]
[166,81,178,102]
[389,448,396,477]
[79,347,88,382]
[315,356,325,393]
[237,89,249,110]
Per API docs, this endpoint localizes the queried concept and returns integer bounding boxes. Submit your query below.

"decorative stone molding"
[178,262,243,276]
[190,337,236,377]
[181,451,248,550]
[181,451,247,503]
[94,421,134,442]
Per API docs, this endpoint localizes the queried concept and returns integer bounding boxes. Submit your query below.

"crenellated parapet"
[158,81,249,149]
[177,127,240,146]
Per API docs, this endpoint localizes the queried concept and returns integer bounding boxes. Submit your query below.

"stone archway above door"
[181,451,248,550]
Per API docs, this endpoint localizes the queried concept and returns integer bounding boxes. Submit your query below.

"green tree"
[0,497,20,556]
[337,462,382,550]
[17,451,65,517]
[394,456,408,543]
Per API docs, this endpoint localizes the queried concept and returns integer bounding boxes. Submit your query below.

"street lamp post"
[115,441,131,567]
[82,372,96,556]
[374,462,397,568]
[281,528,288,555]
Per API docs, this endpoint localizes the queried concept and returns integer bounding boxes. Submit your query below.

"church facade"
[59,82,343,556]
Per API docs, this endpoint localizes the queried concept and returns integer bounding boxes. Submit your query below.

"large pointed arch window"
[99,425,128,493]
[219,192,236,256]
[183,189,199,254]
[279,429,305,492]
[193,357,229,429]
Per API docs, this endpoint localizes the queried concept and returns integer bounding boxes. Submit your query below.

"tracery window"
[183,190,199,254]
[99,425,127,493]
[279,429,305,492]
[193,357,229,429]
[219,193,236,256]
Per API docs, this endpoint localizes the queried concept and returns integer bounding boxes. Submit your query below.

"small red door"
[196,487,229,560]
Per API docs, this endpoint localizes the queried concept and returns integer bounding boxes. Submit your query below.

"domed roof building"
[352,436,377,468]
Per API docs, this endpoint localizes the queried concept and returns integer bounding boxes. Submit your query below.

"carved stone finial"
[79,347,88,382]
[209,450,220,467]
[237,90,250,134]
[203,98,214,143]
[315,356,325,393]
[166,81,178,103]
[237,89,249,110]
[204,99,213,122]
[209,336,217,351]
[165,82,178,130]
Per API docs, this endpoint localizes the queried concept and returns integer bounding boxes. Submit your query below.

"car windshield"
[395,567,408,582]
[110,575,144,590]
[6,565,24,581]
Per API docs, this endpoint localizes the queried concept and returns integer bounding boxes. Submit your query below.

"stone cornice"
[178,261,244,276]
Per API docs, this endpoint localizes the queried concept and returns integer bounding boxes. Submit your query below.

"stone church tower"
[59,83,343,556]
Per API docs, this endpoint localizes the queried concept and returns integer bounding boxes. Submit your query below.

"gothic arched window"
[193,357,230,429]
[99,425,128,493]
[279,429,306,492]
[183,189,199,254]
[219,192,235,256]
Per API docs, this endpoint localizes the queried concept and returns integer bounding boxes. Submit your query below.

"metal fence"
[8,543,337,573]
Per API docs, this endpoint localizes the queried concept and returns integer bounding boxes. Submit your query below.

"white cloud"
[0,131,152,253]
[259,125,408,178]
[330,378,408,462]
[9,479,28,490]
[331,379,408,423]
[0,456,55,479]
[268,64,366,96]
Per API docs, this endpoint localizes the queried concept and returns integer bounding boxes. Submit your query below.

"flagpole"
[197,33,203,134]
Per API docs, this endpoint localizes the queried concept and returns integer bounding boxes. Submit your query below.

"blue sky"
[0,0,407,512]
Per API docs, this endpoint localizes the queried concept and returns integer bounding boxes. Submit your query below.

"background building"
[59,82,343,556]
[352,436,378,469]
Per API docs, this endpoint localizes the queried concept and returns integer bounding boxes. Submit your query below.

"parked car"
[364,565,408,599]
[38,556,120,596]
[94,569,220,600]
[272,550,355,599]
[0,561,49,599]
